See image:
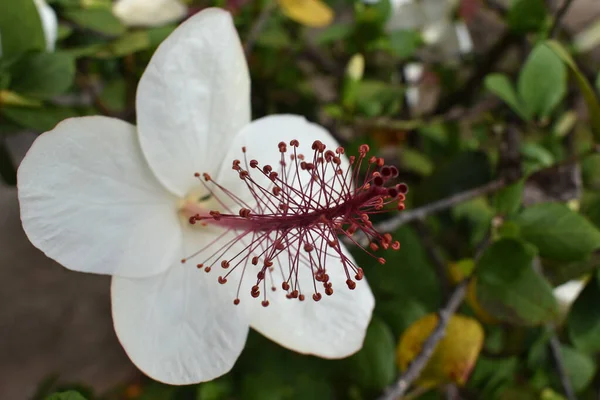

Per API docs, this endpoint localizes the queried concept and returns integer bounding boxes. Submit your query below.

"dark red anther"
[369,242,379,251]
[272,186,281,196]
[263,165,272,174]
[291,290,299,298]
[205,266,212,273]
[346,279,356,290]
[196,263,203,269]
[202,173,211,181]
[373,176,384,186]
[221,260,230,269]
[396,183,409,194]
[381,166,392,177]
[264,259,273,267]
[282,282,290,290]
[250,159,259,168]
[239,208,251,218]
[269,171,278,181]
[274,241,285,250]
[290,139,299,147]
[218,276,227,284]
[251,256,259,265]
[359,144,370,155]
[313,293,322,302]
[378,257,386,265]
[369,156,377,164]
[194,172,200,177]
[232,160,241,171]
[278,142,287,153]
[391,241,401,250]
[355,268,364,280]
[336,146,345,155]
[325,287,334,296]
[262,300,270,307]
[233,298,240,305]
[304,243,314,252]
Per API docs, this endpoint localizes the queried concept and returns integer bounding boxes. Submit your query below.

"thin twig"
[244,0,277,57]
[373,179,506,235]
[377,279,470,400]
[548,327,578,400]
[549,0,576,38]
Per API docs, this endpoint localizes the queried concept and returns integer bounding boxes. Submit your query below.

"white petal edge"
[112,227,250,384]
[137,8,251,198]
[34,0,58,52]
[215,114,351,209]
[18,116,181,278]
[245,239,375,358]
[113,0,187,27]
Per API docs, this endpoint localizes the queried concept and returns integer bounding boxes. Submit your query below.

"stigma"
[180,140,407,306]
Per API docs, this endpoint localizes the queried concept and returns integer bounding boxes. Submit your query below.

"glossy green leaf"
[476,239,558,325]
[546,40,600,141]
[388,30,423,59]
[0,0,46,59]
[568,271,600,353]
[484,74,528,119]
[46,391,87,400]
[514,202,600,261]
[507,0,547,34]
[494,180,525,216]
[64,8,125,36]
[558,345,596,392]
[346,318,395,390]
[9,52,75,99]
[517,44,567,118]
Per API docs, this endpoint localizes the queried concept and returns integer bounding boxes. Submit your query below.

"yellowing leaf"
[278,0,334,28]
[397,314,484,387]
[467,278,500,325]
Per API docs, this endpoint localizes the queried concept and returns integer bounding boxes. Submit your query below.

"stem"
[377,279,470,400]
[244,0,277,57]
[548,327,578,400]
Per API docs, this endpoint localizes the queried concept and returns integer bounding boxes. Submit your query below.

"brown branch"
[377,279,470,400]
[549,0,576,38]
[373,179,507,235]
[548,327,578,400]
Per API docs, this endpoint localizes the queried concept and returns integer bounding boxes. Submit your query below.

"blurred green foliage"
[4,0,600,399]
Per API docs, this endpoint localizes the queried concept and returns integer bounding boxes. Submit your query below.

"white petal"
[137,8,251,197]
[113,0,187,27]
[245,239,375,358]
[34,0,58,52]
[111,228,250,384]
[18,116,181,278]
[214,114,350,210]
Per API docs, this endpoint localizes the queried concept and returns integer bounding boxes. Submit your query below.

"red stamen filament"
[181,140,408,306]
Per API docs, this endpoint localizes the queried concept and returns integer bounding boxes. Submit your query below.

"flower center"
[180,140,407,307]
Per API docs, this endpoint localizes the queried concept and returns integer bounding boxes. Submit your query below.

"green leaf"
[484,74,529,120]
[545,40,600,142]
[514,202,600,261]
[45,391,87,400]
[558,345,596,392]
[568,271,600,353]
[64,8,125,36]
[476,238,558,325]
[97,31,151,58]
[346,318,395,390]
[2,106,79,132]
[507,0,547,34]
[494,180,525,216]
[9,52,75,99]
[517,43,567,118]
[316,23,353,45]
[388,29,423,59]
[0,0,46,59]
[400,147,434,176]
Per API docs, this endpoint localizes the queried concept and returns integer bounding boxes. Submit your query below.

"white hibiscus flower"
[112,0,188,27]
[18,8,382,384]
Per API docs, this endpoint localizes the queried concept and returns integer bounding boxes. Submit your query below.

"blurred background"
[3,0,600,399]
